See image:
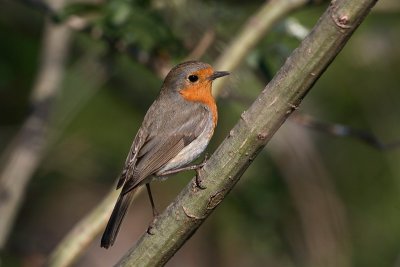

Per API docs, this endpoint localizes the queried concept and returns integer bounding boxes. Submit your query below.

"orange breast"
[179,82,218,126]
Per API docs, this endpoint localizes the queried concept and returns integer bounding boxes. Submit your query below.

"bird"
[101,61,229,249]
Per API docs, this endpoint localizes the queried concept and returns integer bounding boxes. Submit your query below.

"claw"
[195,168,207,189]
[147,225,155,235]
[194,154,209,189]
[147,216,158,235]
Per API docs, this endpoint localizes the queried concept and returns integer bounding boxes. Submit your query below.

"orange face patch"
[179,68,218,126]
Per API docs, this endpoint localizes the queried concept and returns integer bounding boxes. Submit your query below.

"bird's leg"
[159,162,205,175]
[195,154,208,189]
[158,154,209,189]
[146,183,158,235]
[146,183,158,217]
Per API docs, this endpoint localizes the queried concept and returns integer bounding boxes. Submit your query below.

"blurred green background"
[1,0,400,266]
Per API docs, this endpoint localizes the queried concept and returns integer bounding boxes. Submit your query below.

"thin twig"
[292,112,400,149]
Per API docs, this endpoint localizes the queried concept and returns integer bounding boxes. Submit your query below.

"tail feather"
[101,190,135,249]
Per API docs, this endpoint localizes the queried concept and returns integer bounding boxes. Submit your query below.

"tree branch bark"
[117,0,378,266]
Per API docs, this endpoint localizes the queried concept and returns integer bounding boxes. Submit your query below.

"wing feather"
[121,136,187,194]
[118,97,209,194]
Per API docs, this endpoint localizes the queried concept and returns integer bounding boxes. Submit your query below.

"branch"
[212,0,310,97]
[46,188,141,267]
[292,112,400,149]
[184,28,216,61]
[117,0,378,266]
[0,8,71,248]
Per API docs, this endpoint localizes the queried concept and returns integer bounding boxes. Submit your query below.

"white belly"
[156,116,214,175]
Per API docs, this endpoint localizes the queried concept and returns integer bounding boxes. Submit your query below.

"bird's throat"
[179,84,218,126]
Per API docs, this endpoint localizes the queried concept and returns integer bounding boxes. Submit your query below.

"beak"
[208,71,230,80]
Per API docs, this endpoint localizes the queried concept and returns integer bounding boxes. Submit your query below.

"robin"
[101,61,229,248]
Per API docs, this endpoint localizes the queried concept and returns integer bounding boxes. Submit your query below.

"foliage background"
[1,0,400,266]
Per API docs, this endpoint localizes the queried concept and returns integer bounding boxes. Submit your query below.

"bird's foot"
[147,214,159,235]
[195,154,208,189]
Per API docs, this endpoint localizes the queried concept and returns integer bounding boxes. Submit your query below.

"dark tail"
[101,189,136,249]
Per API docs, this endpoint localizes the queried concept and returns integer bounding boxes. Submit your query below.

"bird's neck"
[179,84,217,126]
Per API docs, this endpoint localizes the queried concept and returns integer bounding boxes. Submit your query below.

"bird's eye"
[188,75,199,83]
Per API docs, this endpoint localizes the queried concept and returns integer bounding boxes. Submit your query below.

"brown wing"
[101,122,200,248]
[120,134,195,194]
[118,97,209,194]
[116,128,147,189]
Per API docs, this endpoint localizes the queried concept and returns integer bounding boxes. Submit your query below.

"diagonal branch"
[46,188,138,267]
[117,0,378,266]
